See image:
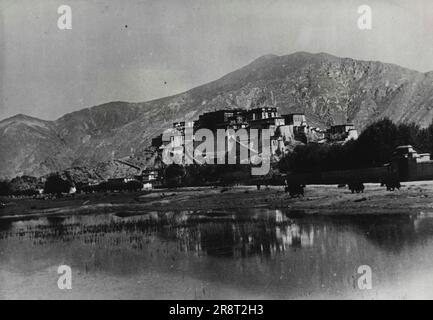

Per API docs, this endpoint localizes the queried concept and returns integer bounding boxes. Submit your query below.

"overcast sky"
[1,0,433,120]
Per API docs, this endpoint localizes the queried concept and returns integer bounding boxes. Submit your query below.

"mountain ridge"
[2,51,433,179]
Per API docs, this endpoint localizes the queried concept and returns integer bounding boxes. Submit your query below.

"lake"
[1,209,433,299]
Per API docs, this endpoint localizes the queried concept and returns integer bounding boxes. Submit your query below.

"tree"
[0,180,11,196]
[418,120,433,155]
[9,175,41,195]
[163,164,186,188]
[396,123,420,147]
[354,119,398,167]
[279,118,428,173]
[44,174,72,195]
[279,143,334,173]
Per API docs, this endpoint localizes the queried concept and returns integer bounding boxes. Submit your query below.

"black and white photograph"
[1,0,433,303]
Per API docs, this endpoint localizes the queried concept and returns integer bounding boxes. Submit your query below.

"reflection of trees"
[0,220,12,234]
[295,214,433,253]
[2,210,433,257]
[160,212,433,257]
[169,221,314,257]
[46,216,68,237]
[161,210,316,258]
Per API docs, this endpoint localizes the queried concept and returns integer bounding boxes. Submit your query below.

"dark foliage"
[12,189,40,196]
[126,180,143,191]
[183,164,251,186]
[163,164,186,188]
[0,180,11,196]
[44,174,72,195]
[9,175,42,195]
[279,118,433,173]
[92,180,143,192]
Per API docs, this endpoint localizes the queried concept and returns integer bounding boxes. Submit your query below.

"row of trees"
[0,175,73,196]
[279,118,433,173]
[0,174,144,197]
[43,176,144,195]
[0,176,42,196]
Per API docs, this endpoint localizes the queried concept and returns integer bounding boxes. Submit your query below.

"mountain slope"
[2,52,433,179]
[0,114,73,178]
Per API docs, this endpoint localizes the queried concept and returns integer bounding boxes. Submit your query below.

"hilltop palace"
[150,105,359,167]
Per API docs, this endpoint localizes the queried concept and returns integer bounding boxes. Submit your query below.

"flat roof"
[199,109,243,115]
[246,107,277,111]
[249,116,285,121]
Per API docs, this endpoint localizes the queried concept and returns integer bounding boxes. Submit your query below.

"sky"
[1,0,433,121]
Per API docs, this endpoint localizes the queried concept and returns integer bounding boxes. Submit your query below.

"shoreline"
[1,182,433,221]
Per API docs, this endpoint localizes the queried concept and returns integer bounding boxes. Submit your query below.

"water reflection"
[0,210,426,256]
[0,210,318,257]
[1,210,433,299]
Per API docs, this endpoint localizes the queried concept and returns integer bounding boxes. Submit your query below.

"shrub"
[44,174,72,195]
[0,180,11,196]
[280,118,433,173]
[163,164,186,187]
[126,180,143,191]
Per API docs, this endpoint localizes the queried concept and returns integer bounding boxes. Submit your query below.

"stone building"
[151,106,347,165]
[326,124,358,142]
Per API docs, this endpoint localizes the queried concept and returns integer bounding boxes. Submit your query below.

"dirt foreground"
[2,182,433,220]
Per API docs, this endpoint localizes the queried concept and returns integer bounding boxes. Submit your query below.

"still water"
[1,209,433,299]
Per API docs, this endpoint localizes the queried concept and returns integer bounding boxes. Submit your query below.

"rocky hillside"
[2,51,433,179]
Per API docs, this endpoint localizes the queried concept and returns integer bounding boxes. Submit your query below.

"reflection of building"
[168,209,316,257]
[276,224,315,249]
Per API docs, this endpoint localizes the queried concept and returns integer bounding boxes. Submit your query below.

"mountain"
[2,51,433,179]
[0,114,73,179]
